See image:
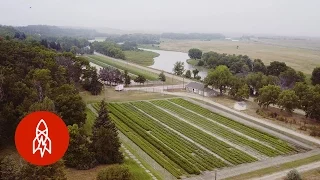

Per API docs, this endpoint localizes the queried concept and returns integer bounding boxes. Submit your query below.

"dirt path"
[251,161,320,180]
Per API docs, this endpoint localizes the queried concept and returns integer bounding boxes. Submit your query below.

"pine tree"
[92,100,123,164]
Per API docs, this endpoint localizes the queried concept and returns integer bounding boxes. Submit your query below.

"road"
[251,161,320,180]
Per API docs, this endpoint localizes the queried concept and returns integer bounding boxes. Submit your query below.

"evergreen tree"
[124,70,131,86]
[92,100,123,164]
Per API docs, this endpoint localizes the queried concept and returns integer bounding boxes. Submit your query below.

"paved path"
[251,161,320,180]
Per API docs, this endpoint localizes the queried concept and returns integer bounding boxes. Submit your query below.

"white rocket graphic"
[32,119,52,158]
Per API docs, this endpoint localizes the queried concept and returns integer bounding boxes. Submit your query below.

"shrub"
[96,165,132,180]
[286,169,301,180]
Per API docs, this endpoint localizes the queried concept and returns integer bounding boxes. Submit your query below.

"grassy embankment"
[225,154,320,180]
[124,50,159,66]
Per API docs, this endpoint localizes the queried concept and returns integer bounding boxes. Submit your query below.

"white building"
[185,82,217,97]
[115,84,124,91]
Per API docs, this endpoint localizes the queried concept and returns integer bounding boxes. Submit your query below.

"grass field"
[124,50,159,66]
[157,39,320,74]
[86,55,159,80]
[91,98,299,178]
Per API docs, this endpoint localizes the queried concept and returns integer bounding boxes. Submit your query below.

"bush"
[286,169,301,180]
[96,165,132,180]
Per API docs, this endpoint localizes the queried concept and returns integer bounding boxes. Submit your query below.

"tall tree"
[311,67,320,85]
[293,82,309,109]
[192,69,199,78]
[277,90,299,113]
[158,71,166,82]
[188,48,202,60]
[134,75,146,85]
[92,100,123,164]
[185,70,192,78]
[124,70,131,86]
[173,61,185,76]
[229,77,250,100]
[64,124,96,170]
[267,61,288,76]
[204,65,232,95]
[256,85,281,108]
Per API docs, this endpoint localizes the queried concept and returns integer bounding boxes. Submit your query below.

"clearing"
[124,50,159,66]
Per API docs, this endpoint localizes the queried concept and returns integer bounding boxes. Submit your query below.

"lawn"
[124,50,159,66]
[186,59,198,66]
[86,55,159,80]
[158,39,320,74]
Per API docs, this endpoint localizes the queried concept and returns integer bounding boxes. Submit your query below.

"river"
[141,49,208,80]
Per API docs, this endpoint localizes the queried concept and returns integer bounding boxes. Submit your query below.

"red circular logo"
[15,111,69,166]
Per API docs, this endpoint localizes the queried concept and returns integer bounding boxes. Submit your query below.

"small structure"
[186,82,217,97]
[234,101,247,111]
[115,84,124,91]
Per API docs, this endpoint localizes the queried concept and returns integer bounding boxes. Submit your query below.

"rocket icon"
[32,119,52,158]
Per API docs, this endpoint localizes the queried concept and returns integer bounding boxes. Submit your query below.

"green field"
[124,50,159,66]
[86,55,159,80]
[90,98,299,178]
[157,39,320,74]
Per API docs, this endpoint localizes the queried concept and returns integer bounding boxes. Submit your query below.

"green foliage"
[19,161,67,180]
[124,70,131,86]
[82,67,102,95]
[256,85,281,108]
[253,59,267,74]
[311,67,320,85]
[192,69,199,78]
[123,50,159,66]
[158,71,166,82]
[300,85,320,120]
[64,124,96,170]
[205,65,233,95]
[92,100,123,164]
[173,61,185,76]
[121,41,138,51]
[286,169,301,180]
[188,48,202,59]
[0,156,20,180]
[93,41,126,59]
[29,97,55,112]
[267,61,288,76]
[229,77,250,100]
[277,90,299,113]
[96,164,132,180]
[279,68,305,88]
[185,70,192,78]
[134,75,146,84]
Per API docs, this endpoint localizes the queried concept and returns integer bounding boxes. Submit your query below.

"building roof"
[186,82,205,89]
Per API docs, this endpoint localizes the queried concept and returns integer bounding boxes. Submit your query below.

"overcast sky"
[0,0,319,37]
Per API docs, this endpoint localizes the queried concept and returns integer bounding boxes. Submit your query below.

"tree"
[279,68,304,89]
[300,86,320,120]
[267,61,288,76]
[253,59,267,74]
[134,75,146,84]
[311,67,320,85]
[229,77,249,100]
[204,65,232,95]
[185,70,192,78]
[286,169,301,180]
[97,165,131,180]
[19,161,67,180]
[256,85,281,108]
[277,90,299,113]
[124,70,131,86]
[89,68,103,95]
[192,69,199,78]
[158,71,166,82]
[293,82,309,108]
[188,48,202,60]
[0,156,20,180]
[173,61,185,76]
[92,100,123,164]
[64,124,96,170]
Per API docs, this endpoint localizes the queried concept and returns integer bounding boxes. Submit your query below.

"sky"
[1,0,320,37]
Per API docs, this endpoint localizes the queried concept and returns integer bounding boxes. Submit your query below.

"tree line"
[92,41,126,59]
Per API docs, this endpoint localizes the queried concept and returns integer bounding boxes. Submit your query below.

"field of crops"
[86,55,159,80]
[91,98,298,178]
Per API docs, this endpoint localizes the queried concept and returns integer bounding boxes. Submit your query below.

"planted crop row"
[151,100,282,157]
[131,101,257,165]
[169,98,296,154]
[107,108,185,178]
[87,55,158,80]
[114,103,227,170]
[109,104,201,175]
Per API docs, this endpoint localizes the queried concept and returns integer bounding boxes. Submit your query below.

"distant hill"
[0,25,21,38]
